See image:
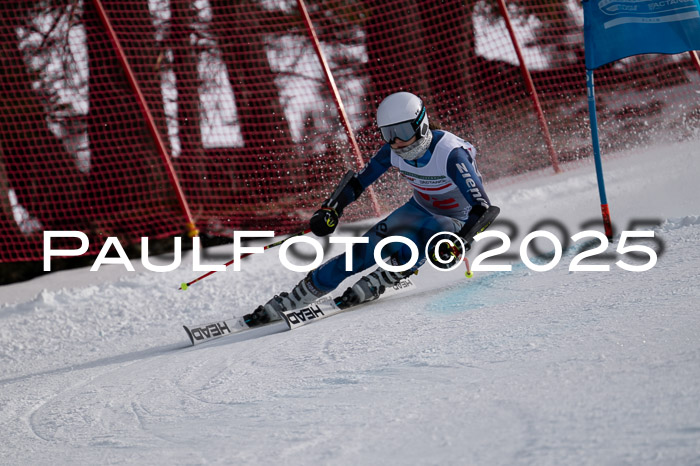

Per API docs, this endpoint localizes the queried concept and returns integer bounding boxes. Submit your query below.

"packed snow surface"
[1,139,699,465]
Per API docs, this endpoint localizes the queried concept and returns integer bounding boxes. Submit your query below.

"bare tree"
[361,1,432,116]
[210,0,294,148]
[417,0,477,136]
[0,2,86,233]
[167,0,207,203]
[208,0,296,207]
[505,0,583,66]
[83,0,178,237]
[0,140,19,259]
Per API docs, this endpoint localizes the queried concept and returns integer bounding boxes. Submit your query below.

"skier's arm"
[310,146,392,236]
[326,144,392,211]
[445,146,490,210]
[429,147,500,268]
[445,147,499,244]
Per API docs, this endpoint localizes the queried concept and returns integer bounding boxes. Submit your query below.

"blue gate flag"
[583,0,700,69]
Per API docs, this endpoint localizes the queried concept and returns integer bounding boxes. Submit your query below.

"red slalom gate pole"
[179,229,312,290]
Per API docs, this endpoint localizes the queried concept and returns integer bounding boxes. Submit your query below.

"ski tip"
[183,325,195,345]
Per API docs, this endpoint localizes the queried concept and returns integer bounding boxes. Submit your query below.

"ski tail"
[183,318,243,346]
[183,325,194,345]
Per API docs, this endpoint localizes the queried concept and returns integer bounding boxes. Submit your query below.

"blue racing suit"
[311,130,491,292]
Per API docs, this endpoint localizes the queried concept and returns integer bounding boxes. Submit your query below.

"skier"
[244,91,499,326]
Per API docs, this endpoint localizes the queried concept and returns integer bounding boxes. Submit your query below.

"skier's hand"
[310,207,339,236]
[429,238,468,269]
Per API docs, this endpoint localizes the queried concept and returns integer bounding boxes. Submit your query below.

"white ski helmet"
[376,92,432,160]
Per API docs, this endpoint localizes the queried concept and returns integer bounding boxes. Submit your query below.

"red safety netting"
[1,0,698,263]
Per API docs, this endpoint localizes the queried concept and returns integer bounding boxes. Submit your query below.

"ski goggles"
[379,106,426,144]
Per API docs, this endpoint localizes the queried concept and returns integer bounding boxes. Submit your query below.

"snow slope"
[1,139,699,465]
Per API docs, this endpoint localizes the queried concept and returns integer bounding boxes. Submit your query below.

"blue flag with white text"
[583,0,700,69]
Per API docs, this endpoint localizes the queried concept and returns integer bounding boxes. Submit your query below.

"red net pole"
[497,0,561,174]
[90,0,199,237]
[296,0,381,216]
[691,51,700,74]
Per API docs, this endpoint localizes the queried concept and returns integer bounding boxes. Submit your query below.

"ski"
[183,317,251,346]
[280,277,415,329]
[183,277,416,346]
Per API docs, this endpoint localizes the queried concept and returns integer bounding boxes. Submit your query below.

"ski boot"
[336,268,414,309]
[243,273,327,327]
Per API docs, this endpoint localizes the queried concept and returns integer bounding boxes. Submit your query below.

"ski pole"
[179,228,312,290]
[464,256,473,278]
[180,170,357,290]
[448,242,474,278]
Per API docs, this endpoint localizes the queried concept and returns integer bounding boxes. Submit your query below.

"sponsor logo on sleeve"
[456,163,489,208]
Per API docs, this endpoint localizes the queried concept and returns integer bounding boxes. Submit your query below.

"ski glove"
[310,207,340,237]
[429,205,500,269]
[429,236,468,270]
